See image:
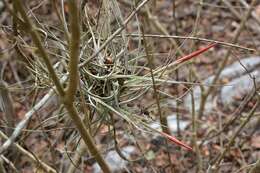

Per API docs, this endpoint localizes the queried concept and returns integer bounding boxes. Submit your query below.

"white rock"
[220,70,260,107]
[92,146,135,173]
[184,57,260,113]
[149,114,189,135]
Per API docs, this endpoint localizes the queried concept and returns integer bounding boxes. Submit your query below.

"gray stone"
[149,114,189,135]
[184,57,260,113]
[92,146,135,173]
[220,69,260,107]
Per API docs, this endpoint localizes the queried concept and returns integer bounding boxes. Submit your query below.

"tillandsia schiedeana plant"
[4,0,247,172]
[80,40,215,151]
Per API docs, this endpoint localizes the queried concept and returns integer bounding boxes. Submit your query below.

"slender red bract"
[157,43,217,151]
[160,131,193,151]
[174,43,217,65]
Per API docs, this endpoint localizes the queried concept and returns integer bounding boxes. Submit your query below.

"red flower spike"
[156,44,217,151]
[160,131,193,151]
[174,43,217,65]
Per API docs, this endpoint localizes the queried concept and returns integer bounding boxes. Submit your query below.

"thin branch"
[209,99,259,172]
[125,33,255,52]
[198,0,257,117]
[67,140,86,173]
[0,81,15,136]
[190,71,202,172]
[66,0,80,101]
[0,131,57,173]
[0,156,6,173]
[60,0,70,41]
[63,1,111,172]
[249,159,260,173]
[141,24,170,134]
[12,0,65,96]
[9,1,111,172]
[0,84,59,154]
[0,155,19,173]
[223,0,260,34]
[144,6,184,56]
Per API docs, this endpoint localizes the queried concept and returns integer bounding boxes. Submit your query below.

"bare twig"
[64,1,111,172]
[239,0,260,26]
[0,81,15,136]
[0,131,57,173]
[141,25,170,134]
[125,33,255,52]
[249,159,260,173]
[190,71,202,173]
[0,84,59,154]
[0,157,6,173]
[209,99,259,172]
[223,0,260,34]
[9,0,111,171]
[144,7,184,56]
[60,0,70,41]
[12,0,65,96]
[198,0,257,117]
[0,155,19,173]
[67,140,86,173]
[65,0,80,101]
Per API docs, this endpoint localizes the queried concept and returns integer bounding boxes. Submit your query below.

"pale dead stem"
[249,159,260,173]
[198,0,258,118]
[0,131,57,173]
[141,24,170,134]
[0,81,15,136]
[0,84,59,154]
[125,34,255,52]
[209,98,259,172]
